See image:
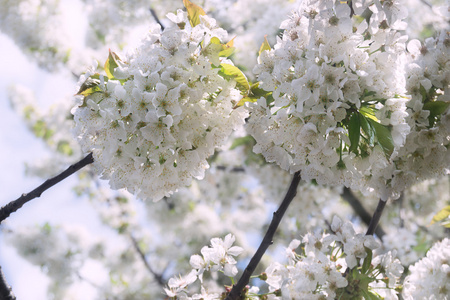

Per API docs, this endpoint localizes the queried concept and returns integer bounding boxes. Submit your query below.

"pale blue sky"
[0,27,102,299]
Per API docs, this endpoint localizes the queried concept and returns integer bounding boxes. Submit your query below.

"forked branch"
[226,171,301,300]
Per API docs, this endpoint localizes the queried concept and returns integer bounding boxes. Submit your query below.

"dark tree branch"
[342,187,386,238]
[0,266,15,300]
[226,171,301,300]
[366,198,387,236]
[129,234,165,286]
[150,8,165,31]
[0,153,94,224]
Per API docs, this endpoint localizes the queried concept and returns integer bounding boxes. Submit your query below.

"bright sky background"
[0,35,96,300]
[0,1,108,298]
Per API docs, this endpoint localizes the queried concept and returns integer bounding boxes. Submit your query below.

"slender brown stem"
[0,153,94,224]
[342,187,386,238]
[226,171,301,300]
[129,234,165,286]
[0,266,15,300]
[150,8,165,30]
[366,199,387,236]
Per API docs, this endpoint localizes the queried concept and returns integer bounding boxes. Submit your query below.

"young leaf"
[219,63,250,93]
[235,96,258,108]
[348,113,361,154]
[361,247,373,274]
[359,113,375,146]
[203,37,223,66]
[105,50,121,79]
[258,35,271,56]
[219,37,236,58]
[183,0,206,27]
[75,75,101,97]
[430,205,450,225]
[359,105,379,122]
[33,120,52,139]
[234,82,272,107]
[57,140,74,156]
[368,119,394,157]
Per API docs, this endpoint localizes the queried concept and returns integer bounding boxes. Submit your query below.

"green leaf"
[234,82,272,107]
[419,84,429,102]
[203,37,223,66]
[258,35,271,56]
[75,75,102,97]
[208,37,221,46]
[57,141,74,156]
[423,101,450,127]
[75,74,105,107]
[42,222,52,234]
[183,0,206,27]
[219,63,250,93]
[364,290,383,300]
[32,120,54,140]
[204,37,236,64]
[348,113,361,154]
[235,96,258,107]
[431,205,450,225]
[249,82,271,97]
[368,119,394,157]
[359,113,375,146]
[412,236,430,253]
[361,247,373,274]
[424,101,450,115]
[230,136,254,150]
[360,105,379,122]
[219,37,236,58]
[105,50,121,79]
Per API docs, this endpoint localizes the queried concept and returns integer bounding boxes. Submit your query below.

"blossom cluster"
[164,233,243,299]
[72,9,248,201]
[161,217,404,299]
[0,0,69,69]
[389,30,450,197]
[5,223,98,298]
[262,216,403,299]
[247,0,416,200]
[402,238,450,299]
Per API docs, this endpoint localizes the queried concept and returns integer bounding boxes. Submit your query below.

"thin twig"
[366,199,387,236]
[75,271,102,289]
[129,234,165,286]
[226,171,301,300]
[342,187,386,238]
[419,0,433,8]
[0,266,15,300]
[397,192,405,228]
[150,8,165,31]
[0,153,94,224]
[215,166,246,173]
